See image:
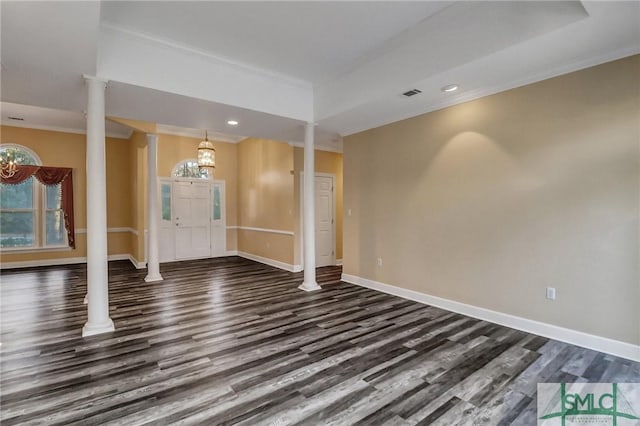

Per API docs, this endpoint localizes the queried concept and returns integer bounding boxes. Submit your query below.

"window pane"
[0,146,38,165]
[0,211,35,247]
[173,160,208,179]
[162,183,171,221]
[46,184,62,209]
[0,179,34,209]
[213,186,221,220]
[45,210,66,246]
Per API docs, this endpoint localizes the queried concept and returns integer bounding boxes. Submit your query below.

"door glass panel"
[0,211,35,248]
[161,183,171,221]
[213,186,221,220]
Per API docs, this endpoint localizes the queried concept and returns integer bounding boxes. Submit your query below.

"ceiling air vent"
[7,116,24,121]
[402,89,422,97]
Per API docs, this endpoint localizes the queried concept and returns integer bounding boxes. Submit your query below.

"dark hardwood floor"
[1,257,638,425]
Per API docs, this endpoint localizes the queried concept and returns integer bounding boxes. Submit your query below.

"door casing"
[159,177,226,263]
[299,172,337,269]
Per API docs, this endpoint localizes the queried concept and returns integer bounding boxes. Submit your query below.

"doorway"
[300,173,336,268]
[159,178,226,262]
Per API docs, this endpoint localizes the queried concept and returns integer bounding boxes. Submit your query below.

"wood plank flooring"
[1,257,638,425]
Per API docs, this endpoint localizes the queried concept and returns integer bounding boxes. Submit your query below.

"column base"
[82,318,115,337]
[144,274,164,282]
[298,282,322,292]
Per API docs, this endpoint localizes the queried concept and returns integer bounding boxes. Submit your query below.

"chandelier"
[0,151,17,179]
[197,130,216,178]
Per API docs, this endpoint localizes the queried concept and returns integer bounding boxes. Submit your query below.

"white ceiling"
[1,1,639,147]
[1,102,132,139]
[0,2,100,113]
[100,1,452,86]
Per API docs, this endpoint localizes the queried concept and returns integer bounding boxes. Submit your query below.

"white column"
[299,122,321,291]
[82,75,114,337]
[145,133,163,282]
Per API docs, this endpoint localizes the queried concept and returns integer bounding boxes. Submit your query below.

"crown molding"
[342,46,640,136]
[155,124,246,143]
[1,121,133,139]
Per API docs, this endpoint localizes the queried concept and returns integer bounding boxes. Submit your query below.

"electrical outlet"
[546,287,556,300]
[348,209,352,216]
[377,257,383,267]
[266,242,270,249]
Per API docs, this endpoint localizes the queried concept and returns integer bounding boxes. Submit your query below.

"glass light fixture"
[197,131,215,178]
[0,150,18,179]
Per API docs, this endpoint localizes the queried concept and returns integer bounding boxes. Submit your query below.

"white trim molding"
[0,254,139,270]
[75,227,138,235]
[335,259,343,266]
[156,124,245,144]
[229,226,294,236]
[288,140,343,154]
[1,120,132,140]
[128,255,146,269]
[237,251,300,273]
[341,273,640,363]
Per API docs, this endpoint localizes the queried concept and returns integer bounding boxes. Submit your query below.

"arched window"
[0,143,41,166]
[172,159,210,179]
[0,144,66,249]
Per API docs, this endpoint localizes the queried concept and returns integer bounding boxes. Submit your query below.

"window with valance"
[0,144,75,250]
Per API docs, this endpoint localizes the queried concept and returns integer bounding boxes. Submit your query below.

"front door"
[174,181,211,260]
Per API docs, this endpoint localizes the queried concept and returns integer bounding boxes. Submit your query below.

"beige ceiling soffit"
[107,116,157,134]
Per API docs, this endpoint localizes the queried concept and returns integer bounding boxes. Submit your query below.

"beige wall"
[237,138,294,263]
[1,126,345,271]
[344,55,640,345]
[0,126,134,264]
[293,148,344,265]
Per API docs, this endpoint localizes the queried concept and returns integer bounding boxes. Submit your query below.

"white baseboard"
[128,255,146,269]
[341,273,640,363]
[335,259,343,266]
[292,264,303,273]
[237,251,298,273]
[0,254,145,270]
[1,256,88,269]
[225,250,239,256]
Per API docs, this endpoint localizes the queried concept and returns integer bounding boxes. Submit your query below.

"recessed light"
[441,84,459,93]
[227,120,238,126]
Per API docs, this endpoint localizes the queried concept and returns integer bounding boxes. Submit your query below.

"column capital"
[82,74,109,86]
[146,133,159,143]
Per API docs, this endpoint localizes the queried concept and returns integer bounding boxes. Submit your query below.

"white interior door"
[210,181,226,257]
[315,176,334,267]
[174,181,211,260]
